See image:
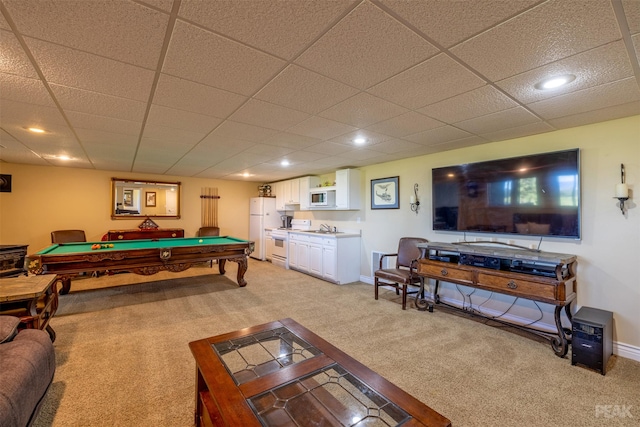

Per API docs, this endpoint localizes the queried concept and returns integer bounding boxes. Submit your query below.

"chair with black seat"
[374,237,428,310]
[50,230,88,294]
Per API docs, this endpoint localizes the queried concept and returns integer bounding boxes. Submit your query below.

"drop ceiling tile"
[454,106,541,135]
[0,147,48,165]
[178,0,355,59]
[286,116,357,140]
[50,84,147,122]
[147,104,222,134]
[632,34,640,60]
[76,128,139,149]
[497,41,634,104]
[480,121,555,142]
[368,54,485,109]
[66,111,142,137]
[366,111,443,137]
[206,121,279,143]
[141,124,205,147]
[548,101,640,129]
[27,39,155,102]
[622,0,640,33]
[339,148,385,160]
[379,0,539,48]
[0,73,55,106]
[451,0,622,81]
[295,1,439,89]
[418,85,518,123]
[228,99,310,131]
[0,11,10,30]
[153,74,247,119]
[254,65,359,114]
[261,132,322,150]
[367,138,424,154]
[139,0,175,13]
[303,141,353,156]
[163,20,286,96]
[405,125,472,146]
[242,143,294,159]
[0,30,39,78]
[281,150,327,163]
[430,136,489,152]
[3,0,168,68]
[0,98,68,129]
[528,78,640,119]
[319,92,408,128]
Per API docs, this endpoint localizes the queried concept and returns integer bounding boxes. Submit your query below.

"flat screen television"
[432,149,580,239]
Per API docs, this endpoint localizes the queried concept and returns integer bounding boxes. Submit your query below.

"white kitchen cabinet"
[272,178,304,210]
[335,169,361,210]
[288,232,360,284]
[299,176,320,210]
[322,238,337,281]
[289,178,300,204]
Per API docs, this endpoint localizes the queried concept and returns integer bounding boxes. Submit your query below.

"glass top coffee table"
[189,318,451,427]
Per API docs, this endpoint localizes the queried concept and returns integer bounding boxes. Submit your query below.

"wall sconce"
[615,163,629,215]
[410,183,420,214]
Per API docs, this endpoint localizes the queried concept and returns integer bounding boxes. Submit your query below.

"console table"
[417,242,577,357]
[189,318,451,427]
[103,228,184,241]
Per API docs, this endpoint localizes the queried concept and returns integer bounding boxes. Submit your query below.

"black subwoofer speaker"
[571,307,613,375]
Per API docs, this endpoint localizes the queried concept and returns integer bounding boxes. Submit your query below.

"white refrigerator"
[249,197,280,260]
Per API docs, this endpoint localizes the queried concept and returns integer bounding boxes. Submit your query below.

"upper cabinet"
[335,169,361,210]
[271,170,361,211]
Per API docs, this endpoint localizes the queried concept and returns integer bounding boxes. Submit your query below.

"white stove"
[270,220,311,268]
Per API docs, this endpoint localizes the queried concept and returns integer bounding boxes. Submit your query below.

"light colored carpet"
[33,260,639,426]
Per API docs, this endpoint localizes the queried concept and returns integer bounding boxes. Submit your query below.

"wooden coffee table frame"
[189,318,451,427]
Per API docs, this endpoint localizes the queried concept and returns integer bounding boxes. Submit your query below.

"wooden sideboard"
[417,242,577,357]
[104,228,184,241]
[0,244,28,277]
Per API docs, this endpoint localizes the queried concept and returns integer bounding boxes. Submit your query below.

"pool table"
[28,236,254,294]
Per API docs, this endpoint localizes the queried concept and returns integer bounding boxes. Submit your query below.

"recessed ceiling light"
[353,137,366,145]
[240,172,252,177]
[534,74,576,90]
[26,127,46,133]
[280,160,290,167]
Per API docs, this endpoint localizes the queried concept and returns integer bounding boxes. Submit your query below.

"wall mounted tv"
[432,149,580,239]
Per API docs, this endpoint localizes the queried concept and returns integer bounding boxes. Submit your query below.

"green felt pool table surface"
[37,236,250,255]
[29,236,254,293]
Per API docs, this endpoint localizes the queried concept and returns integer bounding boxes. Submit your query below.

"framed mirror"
[111,178,181,219]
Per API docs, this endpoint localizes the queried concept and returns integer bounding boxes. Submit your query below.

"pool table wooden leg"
[218,259,226,275]
[235,257,248,287]
[57,276,71,295]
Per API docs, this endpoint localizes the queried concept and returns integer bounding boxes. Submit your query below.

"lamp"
[615,163,629,215]
[410,183,420,214]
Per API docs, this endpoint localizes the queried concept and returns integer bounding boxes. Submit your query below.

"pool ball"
[198,239,203,243]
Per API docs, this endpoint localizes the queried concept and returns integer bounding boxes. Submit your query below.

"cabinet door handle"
[507,280,518,289]
[440,269,448,276]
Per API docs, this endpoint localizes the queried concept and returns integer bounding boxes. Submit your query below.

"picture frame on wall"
[145,191,156,207]
[123,189,133,207]
[371,176,399,209]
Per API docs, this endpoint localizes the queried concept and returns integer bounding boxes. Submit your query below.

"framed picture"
[123,189,133,207]
[371,176,399,209]
[145,191,156,207]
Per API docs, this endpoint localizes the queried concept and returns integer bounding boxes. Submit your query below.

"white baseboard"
[361,275,640,363]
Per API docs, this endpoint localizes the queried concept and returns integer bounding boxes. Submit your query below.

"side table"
[0,275,59,341]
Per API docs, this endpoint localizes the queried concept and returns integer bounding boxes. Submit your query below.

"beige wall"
[298,115,640,354]
[1,115,638,355]
[0,166,257,251]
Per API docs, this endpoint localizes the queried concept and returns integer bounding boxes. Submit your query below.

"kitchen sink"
[306,230,343,234]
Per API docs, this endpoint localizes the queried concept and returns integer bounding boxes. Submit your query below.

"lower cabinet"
[288,233,360,284]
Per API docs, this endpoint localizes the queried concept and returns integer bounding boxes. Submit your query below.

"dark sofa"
[0,316,55,427]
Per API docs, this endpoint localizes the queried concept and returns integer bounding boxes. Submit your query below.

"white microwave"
[310,189,336,207]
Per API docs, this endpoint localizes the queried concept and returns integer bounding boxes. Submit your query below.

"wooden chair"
[50,230,88,294]
[197,227,220,237]
[374,237,427,310]
[197,227,220,266]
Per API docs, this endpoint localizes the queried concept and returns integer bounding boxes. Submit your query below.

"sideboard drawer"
[477,272,556,300]
[419,262,474,285]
